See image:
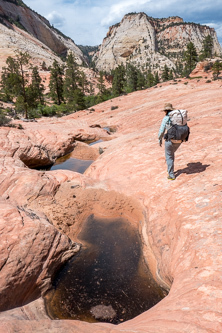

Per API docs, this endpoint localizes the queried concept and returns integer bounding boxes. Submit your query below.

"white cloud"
[101,0,151,26]
[24,0,222,46]
[46,11,65,28]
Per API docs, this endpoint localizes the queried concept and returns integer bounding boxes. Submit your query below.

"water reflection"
[50,154,93,173]
[45,215,166,324]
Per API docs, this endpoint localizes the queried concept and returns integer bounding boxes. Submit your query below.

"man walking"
[158,103,182,180]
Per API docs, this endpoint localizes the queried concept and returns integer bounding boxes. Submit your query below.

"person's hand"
[159,139,162,147]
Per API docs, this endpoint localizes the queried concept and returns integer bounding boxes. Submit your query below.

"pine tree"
[146,70,155,88]
[15,51,31,118]
[49,60,64,105]
[125,63,138,92]
[161,64,169,81]
[73,88,86,110]
[41,61,47,71]
[183,42,198,76]
[97,71,106,95]
[154,72,160,85]
[29,66,45,105]
[78,71,89,95]
[1,51,31,118]
[63,53,79,103]
[169,69,174,80]
[201,35,214,59]
[1,56,21,101]
[212,60,222,79]
[89,83,95,96]
[137,70,145,90]
[175,61,183,77]
[112,64,126,96]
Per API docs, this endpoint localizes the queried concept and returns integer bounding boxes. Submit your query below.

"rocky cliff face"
[93,12,222,73]
[0,0,85,67]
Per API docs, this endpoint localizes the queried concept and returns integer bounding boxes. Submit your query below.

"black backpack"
[164,110,190,142]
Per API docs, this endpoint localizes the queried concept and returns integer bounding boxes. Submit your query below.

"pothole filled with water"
[49,154,94,173]
[41,139,103,172]
[45,214,167,324]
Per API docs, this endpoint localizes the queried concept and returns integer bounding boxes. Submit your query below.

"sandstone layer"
[0,65,222,332]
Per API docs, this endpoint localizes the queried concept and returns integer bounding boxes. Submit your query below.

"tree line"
[0,35,221,121]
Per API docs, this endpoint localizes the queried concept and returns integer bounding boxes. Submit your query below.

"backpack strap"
[178,110,184,125]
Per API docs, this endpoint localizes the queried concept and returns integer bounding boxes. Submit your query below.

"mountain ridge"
[0,0,86,67]
[93,12,222,73]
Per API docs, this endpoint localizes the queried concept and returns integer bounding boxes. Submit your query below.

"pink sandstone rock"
[0,73,222,332]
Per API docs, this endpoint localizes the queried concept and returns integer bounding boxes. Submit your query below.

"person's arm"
[158,115,169,146]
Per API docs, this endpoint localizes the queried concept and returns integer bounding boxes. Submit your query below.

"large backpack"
[164,109,190,142]
[168,109,187,125]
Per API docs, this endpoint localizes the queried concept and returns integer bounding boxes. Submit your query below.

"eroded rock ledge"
[0,73,222,332]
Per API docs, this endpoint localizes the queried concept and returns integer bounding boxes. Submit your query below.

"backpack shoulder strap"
[178,110,184,125]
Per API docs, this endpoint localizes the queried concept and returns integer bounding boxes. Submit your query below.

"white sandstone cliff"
[93,13,222,73]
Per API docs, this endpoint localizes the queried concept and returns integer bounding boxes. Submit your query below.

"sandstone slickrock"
[0,65,222,332]
[93,12,222,73]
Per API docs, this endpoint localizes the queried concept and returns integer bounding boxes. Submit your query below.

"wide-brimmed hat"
[162,103,174,111]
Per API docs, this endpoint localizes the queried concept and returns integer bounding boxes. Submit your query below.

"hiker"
[158,103,189,180]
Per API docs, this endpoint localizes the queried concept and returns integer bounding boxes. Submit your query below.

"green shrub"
[28,108,42,118]
[18,123,24,130]
[111,106,118,110]
[0,111,11,126]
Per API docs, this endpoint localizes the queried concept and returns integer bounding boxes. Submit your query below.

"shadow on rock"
[175,162,210,177]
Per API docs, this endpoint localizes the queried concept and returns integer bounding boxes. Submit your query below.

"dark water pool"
[45,215,166,324]
[48,139,103,172]
[49,154,93,173]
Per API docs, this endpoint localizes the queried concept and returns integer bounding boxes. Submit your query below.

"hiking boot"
[167,176,175,180]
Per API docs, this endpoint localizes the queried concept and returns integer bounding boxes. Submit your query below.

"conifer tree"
[63,53,79,103]
[169,69,174,80]
[73,88,86,110]
[1,51,31,118]
[161,64,169,81]
[97,71,106,95]
[29,66,45,105]
[175,61,183,77]
[154,72,160,85]
[137,70,145,90]
[212,60,222,79]
[15,51,31,118]
[112,64,126,96]
[201,35,214,59]
[49,60,64,105]
[125,63,138,92]
[146,70,155,88]
[41,61,47,71]
[1,56,21,101]
[183,42,198,76]
[78,71,89,95]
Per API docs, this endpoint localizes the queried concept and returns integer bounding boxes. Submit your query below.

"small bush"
[204,62,213,72]
[206,80,211,83]
[18,123,24,130]
[111,106,118,110]
[28,109,42,119]
[0,111,11,126]
[189,76,203,80]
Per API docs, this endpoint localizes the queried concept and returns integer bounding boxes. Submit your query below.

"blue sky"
[24,0,222,46]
